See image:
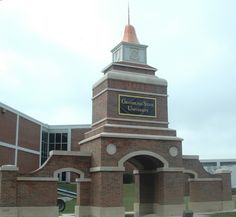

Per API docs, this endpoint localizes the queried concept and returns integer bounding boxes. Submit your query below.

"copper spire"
[122,2,140,44]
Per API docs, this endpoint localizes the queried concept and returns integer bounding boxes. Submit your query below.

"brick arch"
[53,167,85,178]
[118,150,169,168]
[30,151,91,178]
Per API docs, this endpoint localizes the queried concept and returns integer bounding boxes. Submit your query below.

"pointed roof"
[122,24,139,44]
[122,2,139,44]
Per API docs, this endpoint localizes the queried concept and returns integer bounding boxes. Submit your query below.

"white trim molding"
[90,166,125,173]
[91,117,169,127]
[0,165,19,171]
[156,167,184,172]
[80,132,182,145]
[189,178,222,182]
[17,177,58,181]
[182,155,199,160]
[76,178,91,182]
[93,70,167,89]
[183,169,198,178]
[53,168,85,178]
[118,150,169,168]
[92,87,167,100]
[49,150,91,157]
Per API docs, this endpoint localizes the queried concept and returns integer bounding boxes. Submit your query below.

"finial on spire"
[122,1,139,44]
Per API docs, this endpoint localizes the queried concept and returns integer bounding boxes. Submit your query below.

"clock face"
[129,48,140,61]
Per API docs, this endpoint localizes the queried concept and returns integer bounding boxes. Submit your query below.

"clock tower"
[111,24,147,65]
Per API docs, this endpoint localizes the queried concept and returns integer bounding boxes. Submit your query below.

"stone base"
[75,206,125,217]
[134,203,153,217]
[0,207,58,217]
[189,201,234,212]
[133,203,184,217]
[0,207,18,217]
[222,200,235,211]
[153,203,185,217]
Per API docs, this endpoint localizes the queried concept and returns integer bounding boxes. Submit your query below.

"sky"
[0,0,236,159]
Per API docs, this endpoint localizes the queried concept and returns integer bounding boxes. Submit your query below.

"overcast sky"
[0,0,236,159]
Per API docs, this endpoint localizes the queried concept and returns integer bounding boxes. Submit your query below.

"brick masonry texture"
[31,155,91,178]
[77,182,91,206]
[18,117,40,151]
[183,159,213,178]
[17,181,57,206]
[0,170,18,206]
[71,128,91,151]
[154,172,184,204]
[189,181,222,202]
[17,151,39,173]
[90,172,123,207]
[81,137,183,168]
[0,109,17,145]
[0,146,15,166]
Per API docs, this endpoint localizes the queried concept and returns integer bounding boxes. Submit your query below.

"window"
[41,131,48,165]
[41,131,68,165]
[49,132,68,151]
[220,161,236,166]
[202,162,217,167]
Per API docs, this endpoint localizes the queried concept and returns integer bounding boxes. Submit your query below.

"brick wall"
[17,151,39,173]
[189,181,222,202]
[0,146,15,166]
[0,109,17,145]
[71,128,91,151]
[17,181,57,206]
[18,117,40,151]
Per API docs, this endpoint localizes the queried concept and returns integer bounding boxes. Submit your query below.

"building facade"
[0,102,90,179]
[0,21,234,217]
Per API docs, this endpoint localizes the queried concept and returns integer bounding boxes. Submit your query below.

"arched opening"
[120,151,168,216]
[54,168,83,214]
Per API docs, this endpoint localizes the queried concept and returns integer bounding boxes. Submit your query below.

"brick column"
[133,172,155,217]
[215,169,234,211]
[0,165,18,207]
[75,171,125,217]
[75,178,91,216]
[154,170,185,216]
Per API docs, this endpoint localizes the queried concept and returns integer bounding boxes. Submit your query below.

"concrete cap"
[214,168,231,174]
[0,165,19,171]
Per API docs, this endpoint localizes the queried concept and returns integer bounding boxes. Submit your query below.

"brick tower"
[78,21,185,217]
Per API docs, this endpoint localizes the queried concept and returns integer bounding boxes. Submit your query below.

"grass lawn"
[58,182,77,192]
[123,184,135,211]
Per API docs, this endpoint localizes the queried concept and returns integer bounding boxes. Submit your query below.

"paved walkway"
[59,214,209,217]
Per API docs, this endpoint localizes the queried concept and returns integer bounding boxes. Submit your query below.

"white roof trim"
[104,124,175,131]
